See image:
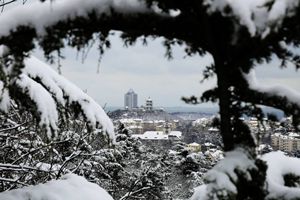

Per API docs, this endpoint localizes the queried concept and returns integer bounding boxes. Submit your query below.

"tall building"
[124,89,138,110]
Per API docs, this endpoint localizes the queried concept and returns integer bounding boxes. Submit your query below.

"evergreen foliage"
[1,0,300,199]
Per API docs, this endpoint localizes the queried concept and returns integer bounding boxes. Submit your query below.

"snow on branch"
[0,173,114,200]
[0,0,297,38]
[191,148,256,200]
[16,73,58,132]
[1,56,114,140]
[0,0,154,37]
[204,0,299,36]
[244,70,300,108]
[262,151,300,199]
[192,150,300,200]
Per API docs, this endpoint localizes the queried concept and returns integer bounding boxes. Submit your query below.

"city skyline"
[33,33,300,108]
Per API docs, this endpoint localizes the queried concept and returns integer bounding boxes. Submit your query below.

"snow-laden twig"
[0,122,27,133]
[0,177,28,187]
[11,139,71,165]
[119,186,152,200]
[0,163,54,173]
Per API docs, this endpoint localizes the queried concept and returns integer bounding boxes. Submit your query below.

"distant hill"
[107,106,285,120]
[108,109,180,121]
[108,108,214,121]
[106,106,218,114]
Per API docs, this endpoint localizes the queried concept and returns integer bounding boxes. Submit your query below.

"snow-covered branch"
[244,70,300,108]
[119,186,152,200]
[204,0,300,36]
[0,163,53,173]
[240,70,300,128]
[1,56,114,139]
[262,151,300,199]
[0,0,153,37]
[191,148,258,200]
[0,0,298,38]
[192,150,300,200]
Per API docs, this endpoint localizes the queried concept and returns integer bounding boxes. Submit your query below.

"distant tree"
[1,0,300,199]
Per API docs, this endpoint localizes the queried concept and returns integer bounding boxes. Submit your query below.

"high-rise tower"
[124,89,138,110]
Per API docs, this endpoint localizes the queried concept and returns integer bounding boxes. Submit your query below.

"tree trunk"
[215,58,234,151]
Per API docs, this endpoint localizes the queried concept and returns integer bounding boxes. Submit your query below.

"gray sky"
[34,33,300,108]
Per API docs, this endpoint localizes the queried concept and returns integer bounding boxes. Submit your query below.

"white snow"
[189,142,200,146]
[206,148,256,191]
[21,56,115,140]
[0,54,114,140]
[16,73,59,135]
[244,70,300,107]
[203,0,299,36]
[0,0,154,37]
[132,130,182,140]
[0,174,113,200]
[191,185,208,200]
[0,45,11,112]
[132,131,168,140]
[168,131,182,138]
[191,148,256,199]
[0,45,9,56]
[192,150,300,199]
[0,81,10,112]
[0,0,296,38]
[262,151,300,199]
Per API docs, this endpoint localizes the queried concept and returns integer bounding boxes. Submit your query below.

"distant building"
[124,89,138,110]
[145,97,153,111]
[187,142,201,152]
[163,122,171,134]
[271,132,300,152]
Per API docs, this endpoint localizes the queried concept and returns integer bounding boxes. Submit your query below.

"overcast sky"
[34,32,300,108]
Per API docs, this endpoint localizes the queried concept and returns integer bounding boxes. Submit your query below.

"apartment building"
[271,132,300,152]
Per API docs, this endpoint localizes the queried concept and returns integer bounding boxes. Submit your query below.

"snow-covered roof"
[193,118,209,125]
[120,118,136,123]
[208,127,219,132]
[132,131,168,140]
[188,142,200,146]
[272,132,300,140]
[132,131,182,140]
[249,117,258,121]
[204,142,215,147]
[127,125,143,129]
[168,131,182,138]
[288,132,300,137]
